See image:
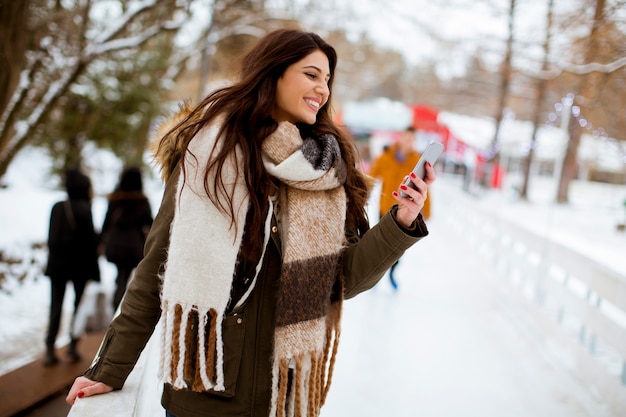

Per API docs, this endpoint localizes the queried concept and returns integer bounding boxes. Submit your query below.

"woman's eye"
[306,72,317,79]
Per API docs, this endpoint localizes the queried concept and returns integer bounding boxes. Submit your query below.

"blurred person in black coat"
[44,168,100,366]
[101,166,153,312]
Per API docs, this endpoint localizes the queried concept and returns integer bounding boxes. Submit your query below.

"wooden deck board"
[0,332,104,417]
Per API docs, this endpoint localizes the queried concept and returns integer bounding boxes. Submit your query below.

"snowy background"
[1,143,625,416]
[0,145,165,375]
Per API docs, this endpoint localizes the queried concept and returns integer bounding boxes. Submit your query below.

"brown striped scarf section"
[262,122,347,417]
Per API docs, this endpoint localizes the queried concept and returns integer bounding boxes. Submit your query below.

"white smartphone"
[399,141,443,197]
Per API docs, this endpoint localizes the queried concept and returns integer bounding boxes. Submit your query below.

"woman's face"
[273,50,331,125]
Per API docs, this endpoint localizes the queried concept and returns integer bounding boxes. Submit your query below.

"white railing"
[439,179,626,416]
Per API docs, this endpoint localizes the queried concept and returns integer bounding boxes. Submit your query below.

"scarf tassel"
[160,301,225,392]
[271,312,341,417]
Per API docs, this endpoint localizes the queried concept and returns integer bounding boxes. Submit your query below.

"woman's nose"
[316,83,330,104]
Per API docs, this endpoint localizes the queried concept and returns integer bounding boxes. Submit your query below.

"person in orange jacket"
[369,126,431,290]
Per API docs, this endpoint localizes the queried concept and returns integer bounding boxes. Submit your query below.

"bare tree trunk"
[197,1,218,103]
[489,0,516,169]
[556,0,605,203]
[64,133,84,171]
[520,0,554,200]
[0,0,30,115]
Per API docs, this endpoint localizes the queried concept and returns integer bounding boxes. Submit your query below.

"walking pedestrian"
[369,126,432,290]
[66,29,435,417]
[43,168,100,366]
[101,166,153,311]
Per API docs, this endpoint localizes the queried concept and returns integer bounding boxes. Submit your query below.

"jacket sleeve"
[142,199,154,229]
[83,172,177,389]
[100,200,114,239]
[342,205,428,299]
[77,201,101,282]
[46,202,63,252]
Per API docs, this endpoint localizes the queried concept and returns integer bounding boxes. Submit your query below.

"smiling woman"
[64,28,436,417]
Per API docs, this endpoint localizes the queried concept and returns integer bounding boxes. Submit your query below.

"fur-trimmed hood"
[151,102,200,183]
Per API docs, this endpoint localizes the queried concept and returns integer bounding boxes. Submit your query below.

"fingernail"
[426,162,432,167]
[400,185,408,190]
[392,191,398,197]
[410,172,416,178]
[77,391,84,398]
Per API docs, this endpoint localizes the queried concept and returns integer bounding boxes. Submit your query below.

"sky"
[307,0,582,77]
[87,0,607,83]
[173,0,558,77]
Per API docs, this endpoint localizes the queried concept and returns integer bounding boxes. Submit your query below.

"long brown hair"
[159,29,370,241]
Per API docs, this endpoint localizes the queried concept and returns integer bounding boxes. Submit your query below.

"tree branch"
[93,0,162,44]
[530,55,626,80]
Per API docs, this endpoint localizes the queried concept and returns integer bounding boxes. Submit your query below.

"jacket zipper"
[85,330,114,377]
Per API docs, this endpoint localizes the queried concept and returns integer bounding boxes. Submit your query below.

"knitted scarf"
[158,121,347,417]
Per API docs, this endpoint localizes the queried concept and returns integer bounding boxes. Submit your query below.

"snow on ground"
[464,172,625,278]
[322,202,617,417]
[321,168,626,417]
[1,146,625,416]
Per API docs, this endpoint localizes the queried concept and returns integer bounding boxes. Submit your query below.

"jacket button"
[236,318,243,324]
[272,226,278,233]
[243,277,250,285]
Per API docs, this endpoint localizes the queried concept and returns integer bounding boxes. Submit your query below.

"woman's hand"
[65,376,113,405]
[392,162,436,228]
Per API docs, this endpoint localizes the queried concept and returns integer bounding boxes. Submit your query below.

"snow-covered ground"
[323,210,618,417]
[321,171,626,417]
[1,146,625,416]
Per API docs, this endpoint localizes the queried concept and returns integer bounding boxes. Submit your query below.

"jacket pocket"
[204,311,246,397]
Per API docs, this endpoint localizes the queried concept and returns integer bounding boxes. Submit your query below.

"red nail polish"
[77,391,84,398]
[400,185,408,190]
[410,172,416,178]
[392,191,398,197]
